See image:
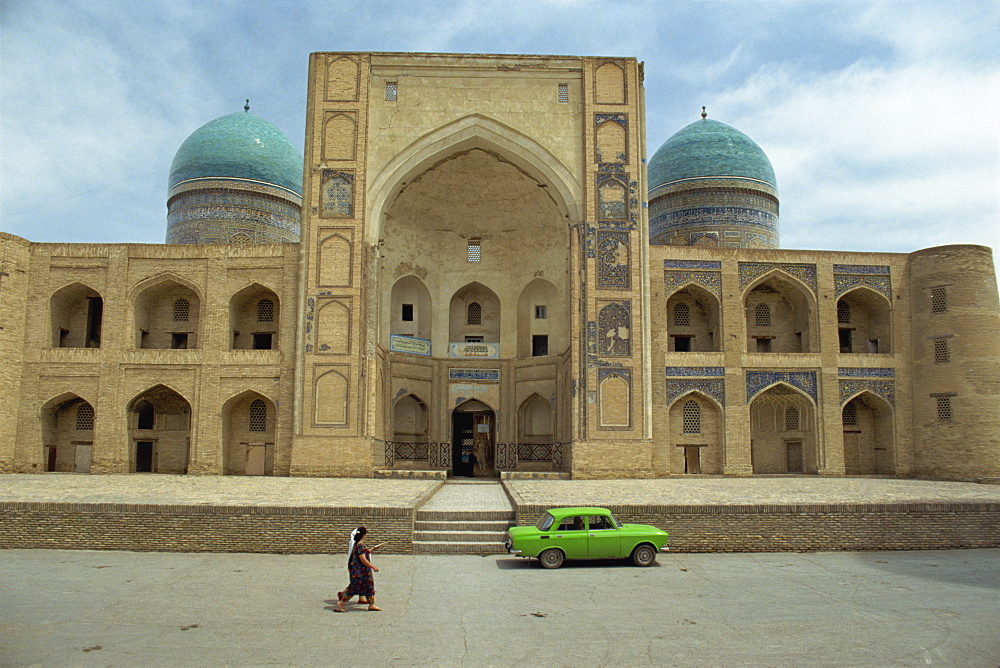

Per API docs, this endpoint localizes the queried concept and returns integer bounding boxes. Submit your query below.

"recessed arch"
[229,283,280,350]
[49,282,103,348]
[749,383,816,474]
[221,390,277,475]
[449,282,500,344]
[667,390,723,474]
[841,390,895,475]
[392,393,429,443]
[836,286,893,354]
[368,114,582,243]
[40,392,95,473]
[126,384,192,474]
[744,271,817,353]
[131,275,203,350]
[665,283,721,352]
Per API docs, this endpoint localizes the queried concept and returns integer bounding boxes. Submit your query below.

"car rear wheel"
[539,549,565,569]
[631,544,657,567]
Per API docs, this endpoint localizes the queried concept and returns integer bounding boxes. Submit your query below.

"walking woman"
[335,526,380,612]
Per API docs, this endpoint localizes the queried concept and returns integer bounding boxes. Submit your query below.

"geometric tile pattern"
[739,262,817,293]
[838,367,895,378]
[664,270,722,298]
[746,370,818,403]
[665,367,726,377]
[666,378,725,407]
[839,379,895,406]
[597,231,631,289]
[833,264,892,299]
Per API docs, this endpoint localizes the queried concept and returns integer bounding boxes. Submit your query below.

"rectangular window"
[936,396,953,421]
[465,335,484,343]
[673,335,692,352]
[557,83,569,103]
[933,337,950,363]
[401,303,414,321]
[839,328,853,353]
[930,286,947,313]
[385,80,397,101]
[467,238,481,262]
[868,339,880,354]
[532,335,548,357]
[534,305,547,319]
[755,337,772,353]
[253,333,273,350]
[171,333,189,349]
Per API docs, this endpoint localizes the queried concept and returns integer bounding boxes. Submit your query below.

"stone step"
[414,520,513,532]
[414,541,509,555]
[416,509,515,522]
[413,530,509,542]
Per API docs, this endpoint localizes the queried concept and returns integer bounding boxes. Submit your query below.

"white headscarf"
[347,528,360,557]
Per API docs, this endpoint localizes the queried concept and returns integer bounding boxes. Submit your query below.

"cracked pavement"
[1,548,997,666]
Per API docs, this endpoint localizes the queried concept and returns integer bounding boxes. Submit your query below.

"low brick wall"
[0,503,416,554]
[514,503,1000,552]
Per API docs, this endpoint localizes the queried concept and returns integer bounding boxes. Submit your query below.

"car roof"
[546,507,612,517]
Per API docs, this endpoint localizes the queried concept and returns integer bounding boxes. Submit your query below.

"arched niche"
[132,278,201,350]
[836,287,893,354]
[594,62,626,104]
[221,391,276,475]
[744,273,816,353]
[667,391,722,474]
[516,278,563,358]
[40,393,95,472]
[518,393,553,444]
[318,234,352,287]
[323,114,357,160]
[314,369,348,425]
[126,385,192,473]
[599,373,630,428]
[749,384,816,474]
[392,394,429,443]
[50,283,103,348]
[666,284,721,352]
[316,300,351,354]
[390,276,432,341]
[842,391,895,475]
[595,120,626,163]
[229,284,280,350]
[449,282,500,344]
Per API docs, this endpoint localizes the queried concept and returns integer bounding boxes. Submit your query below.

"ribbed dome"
[168,111,303,195]
[648,118,776,191]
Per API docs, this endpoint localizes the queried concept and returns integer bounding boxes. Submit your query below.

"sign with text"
[449,342,500,359]
[390,334,431,356]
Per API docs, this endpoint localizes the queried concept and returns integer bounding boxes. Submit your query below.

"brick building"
[1,52,997,482]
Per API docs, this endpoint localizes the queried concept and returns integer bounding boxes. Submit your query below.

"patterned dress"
[342,542,375,597]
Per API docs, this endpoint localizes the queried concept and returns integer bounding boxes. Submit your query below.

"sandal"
[368,606,382,611]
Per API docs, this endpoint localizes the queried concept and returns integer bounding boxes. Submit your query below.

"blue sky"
[2,0,998,274]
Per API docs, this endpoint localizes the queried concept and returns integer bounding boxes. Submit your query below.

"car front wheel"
[631,544,657,567]
[539,549,565,569]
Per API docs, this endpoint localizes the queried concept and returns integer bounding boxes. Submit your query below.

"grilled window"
[467,302,482,325]
[467,238,481,262]
[936,396,952,421]
[785,406,800,431]
[385,80,397,101]
[682,400,700,434]
[933,337,950,363]
[837,301,851,323]
[755,303,771,327]
[76,402,94,430]
[842,401,858,426]
[249,399,267,432]
[257,299,274,322]
[173,298,190,321]
[557,83,569,103]
[931,287,947,313]
[673,303,690,327]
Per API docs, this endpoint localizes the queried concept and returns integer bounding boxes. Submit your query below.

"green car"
[506,507,669,569]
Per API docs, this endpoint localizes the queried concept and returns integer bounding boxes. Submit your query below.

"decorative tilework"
[833,265,891,275]
[840,379,895,406]
[598,366,631,383]
[665,367,725,377]
[449,368,500,382]
[582,224,596,258]
[690,232,719,246]
[586,321,597,356]
[594,113,627,128]
[664,260,722,270]
[664,270,722,299]
[597,231,630,289]
[838,368,895,378]
[667,378,725,407]
[304,297,315,353]
[320,170,354,218]
[746,371,818,402]
[598,163,626,173]
[739,262,817,293]
[597,301,631,357]
[834,273,892,299]
[597,174,628,220]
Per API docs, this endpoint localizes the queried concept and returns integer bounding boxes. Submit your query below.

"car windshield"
[536,513,555,531]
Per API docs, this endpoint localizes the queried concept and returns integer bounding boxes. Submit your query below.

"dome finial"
[701,106,707,119]
[244,99,250,112]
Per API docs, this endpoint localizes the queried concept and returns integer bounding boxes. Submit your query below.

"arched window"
[137,401,155,430]
[682,400,700,434]
[673,303,690,327]
[842,401,858,426]
[257,299,274,322]
[248,399,267,432]
[837,301,851,324]
[173,298,190,322]
[785,406,800,431]
[467,302,482,325]
[754,303,771,327]
[75,402,94,430]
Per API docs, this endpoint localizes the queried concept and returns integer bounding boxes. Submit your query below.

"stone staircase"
[413,479,515,555]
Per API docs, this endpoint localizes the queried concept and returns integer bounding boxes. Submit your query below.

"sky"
[2,0,998,277]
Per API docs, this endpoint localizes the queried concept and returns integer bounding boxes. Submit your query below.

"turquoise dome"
[169,111,303,195]
[648,118,776,190]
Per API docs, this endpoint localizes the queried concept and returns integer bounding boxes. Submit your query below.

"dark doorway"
[135,441,154,473]
[452,412,474,477]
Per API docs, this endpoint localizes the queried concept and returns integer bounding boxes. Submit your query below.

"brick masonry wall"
[0,503,415,554]
[514,503,1000,552]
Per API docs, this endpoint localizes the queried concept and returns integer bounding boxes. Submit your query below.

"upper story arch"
[129,273,204,350]
[50,282,103,348]
[665,283,722,353]
[743,270,817,353]
[368,114,582,244]
[229,282,281,350]
[835,286,893,354]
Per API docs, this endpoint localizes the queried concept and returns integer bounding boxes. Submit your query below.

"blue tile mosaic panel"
[597,301,631,357]
[834,273,892,299]
[838,367,895,378]
[664,270,722,299]
[321,170,354,218]
[666,378,725,407]
[597,174,628,220]
[746,371,818,402]
[663,260,722,270]
[739,262,817,293]
[598,366,632,383]
[597,231,631,289]
[448,368,500,382]
[594,113,627,128]
[839,379,895,405]
[833,265,891,275]
[665,367,725,377]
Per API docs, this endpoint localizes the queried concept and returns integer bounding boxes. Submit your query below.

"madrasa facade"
[1,52,997,482]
